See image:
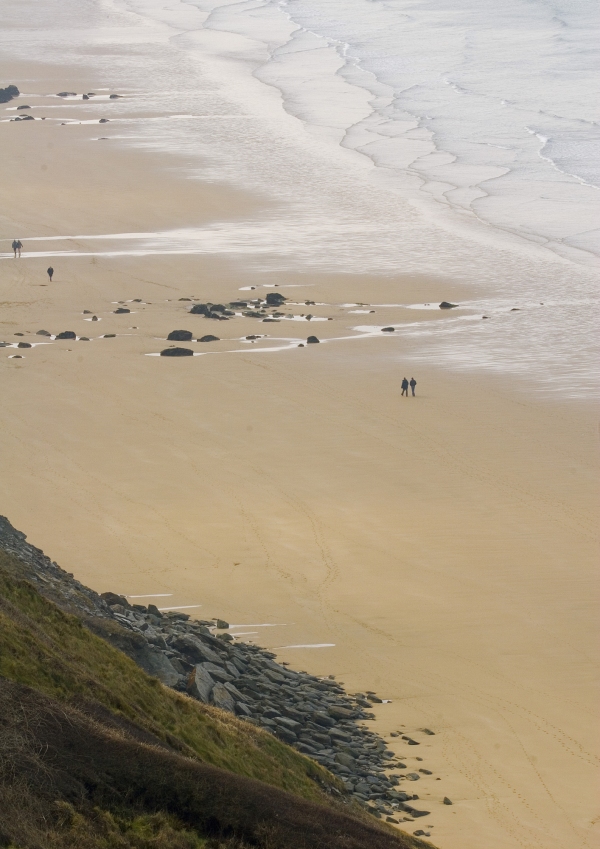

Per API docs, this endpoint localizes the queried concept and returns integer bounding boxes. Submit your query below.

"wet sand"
[1,53,599,849]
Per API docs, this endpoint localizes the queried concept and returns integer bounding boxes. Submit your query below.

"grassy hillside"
[0,549,433,849]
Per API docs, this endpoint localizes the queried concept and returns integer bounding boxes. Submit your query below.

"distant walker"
[410,377,417,396]
[47,267,54,281]
[401,376,409,397]
[11,239,22,258]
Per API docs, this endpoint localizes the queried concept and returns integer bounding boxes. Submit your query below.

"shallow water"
[1,0,598,397]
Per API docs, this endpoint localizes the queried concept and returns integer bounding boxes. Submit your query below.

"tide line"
[275,644,335,649]
[157,604,202,611]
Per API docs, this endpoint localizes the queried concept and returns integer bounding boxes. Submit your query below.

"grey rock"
[187,664,215,703]
[306,336,320,344]
[172,634,222,664]
[160,347,193,357]
[334,752,356,769]
[406,773,420,781]
[199,662,234,683]
[198,335,219,342]
[443,796,453,805]
[439,301,458,309]
[211,683,235,713]
[167,330,193,341]
[381,327,395,332]
[142,652,181,687]
[276,716,302,732]
[265,292,286,306]
[223,681,244,700]
[235,702,253,717]
[17,342,32,348]
[36,330,52,336]
[55,331,76,340]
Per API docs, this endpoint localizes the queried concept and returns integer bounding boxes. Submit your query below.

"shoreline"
[1,7,599,849]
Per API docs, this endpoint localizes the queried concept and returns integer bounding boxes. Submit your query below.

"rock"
[419,769,433,775]
[265,292,287,306]
[171,635,222,664]
[235,702,253,717]
[147,604,162,617]
[55,331,76,340]
[313,712,336,728]
[439,301,458,309]
[198,662,233,683]
[103,334,116,338]
[57,91,77,97]
[276,716,302,733]
[143,652,181,687]
[187,664,215,703]
[276,727,298,744]
[306,336,320,344]
[198,335,219,342]
[211,682,235,713]
[82,94,89,99]
[102,591,131,607]
[214,619,229,629]
[99,118,110,123]
[217,633,234,642]
[334,752,356,769]
[421,728,435,735]
[160,347,193,357]
[0,85,20,103]
[17,105,31,110]
[381,327,395,332]
[189,303,211,315]
[328,706,355,720]
[367,694,382,703]
[443,796,453,805]
[36,330,52,336]
[17,342,32,348]
[223,681,245,700]
[406,773,420,781]
[113,308,130,314]
[91,316,99,321]
[109,94,122,98]
[167,330,193,341]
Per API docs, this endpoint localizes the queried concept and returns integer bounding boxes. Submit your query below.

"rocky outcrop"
[0,85,20,103]
[0,514,435,823]
[266,292,287,306]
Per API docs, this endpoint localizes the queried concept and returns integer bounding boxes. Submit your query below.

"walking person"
[12,239,22,258]
[401,376,409,397]
[410,376,417,396]
[47,267,54,282]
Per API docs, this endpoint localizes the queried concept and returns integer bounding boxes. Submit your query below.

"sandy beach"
[1,10,599,849]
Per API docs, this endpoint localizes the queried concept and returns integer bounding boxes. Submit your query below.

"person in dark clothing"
[47,267,54,281]
[401,376,409,397]
[12,239,22,258]
[410,377,417,396]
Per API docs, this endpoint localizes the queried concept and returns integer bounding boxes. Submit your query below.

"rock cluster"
[0,85,20,103]
[0,515,432,823]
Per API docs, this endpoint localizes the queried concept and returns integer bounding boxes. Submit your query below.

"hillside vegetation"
[0,549,433,849]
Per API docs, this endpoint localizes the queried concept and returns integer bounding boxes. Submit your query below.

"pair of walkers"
[11,239,22,258]
[401,376,417,397]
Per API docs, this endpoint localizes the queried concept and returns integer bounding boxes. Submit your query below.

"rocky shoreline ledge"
[0,516,436,835]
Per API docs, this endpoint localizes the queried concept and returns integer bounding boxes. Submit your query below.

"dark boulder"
[101,591,131,608]
[160,347,193,357]
[114,307,130,314]
[187,664,215,703]
[55,331,76,340]
[306,336,320,344]
[211,682,236,713]
[0,85,20,103]
[36,330,51,336]
[198,335,219,342]
[82,94,90,100]
[439,301,458,309]
[17,342,32,348]
[99,118,110,123]
[265,292,287,306]
[16,105,31,110]
[109,94,123,98]
[381,327,395,332]
[57,91,77,97]
[189,303,211,315]
[167,330,193,341]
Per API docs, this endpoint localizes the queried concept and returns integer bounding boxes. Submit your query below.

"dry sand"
[1,57,599,849]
